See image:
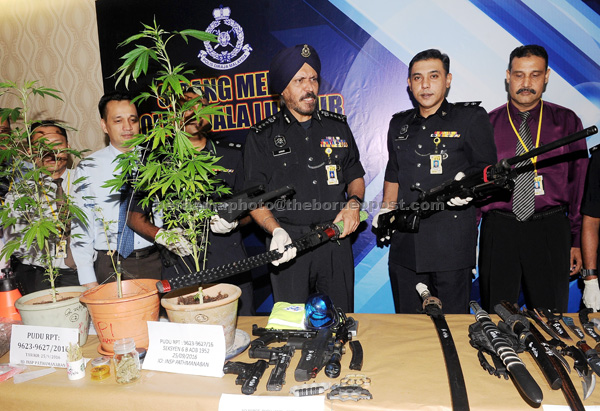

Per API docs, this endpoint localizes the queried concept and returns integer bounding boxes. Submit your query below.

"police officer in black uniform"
[128,87,254,315]
[243,44,365,313]
[373,49,497,314]
[581,144,600,310]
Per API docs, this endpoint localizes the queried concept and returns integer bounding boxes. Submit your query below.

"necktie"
[117,185,135,259]
[512,111,535,221]
[53,178,76,269]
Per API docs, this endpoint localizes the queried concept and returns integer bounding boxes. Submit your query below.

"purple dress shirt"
[480,100,588,247]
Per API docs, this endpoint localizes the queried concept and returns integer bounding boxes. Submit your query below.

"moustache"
[516,88,536,95]
[301,92,317,101]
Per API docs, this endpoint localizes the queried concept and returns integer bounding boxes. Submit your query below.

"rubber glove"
[210,215,239,234]
[155,227,192,257]
[447,172,473,207]
[270,227,297,266]
[583,278,600,311]
[372,208,394,242]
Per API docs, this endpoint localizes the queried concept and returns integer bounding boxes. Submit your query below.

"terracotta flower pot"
[161,283,241,350]
[79,279,159,354]
[15,286,90,346]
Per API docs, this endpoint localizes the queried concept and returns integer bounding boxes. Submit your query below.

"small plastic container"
[90,365,110,381]
[113,338,141,384]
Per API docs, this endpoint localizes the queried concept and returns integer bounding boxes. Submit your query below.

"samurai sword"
[417,283,469,410]
[157,211,369,293]
[470,301,543,405]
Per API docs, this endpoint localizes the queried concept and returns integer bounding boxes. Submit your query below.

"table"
[2,313,600,410]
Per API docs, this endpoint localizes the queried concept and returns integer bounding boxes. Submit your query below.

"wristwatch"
[581,269,598,279]
[347,195,363,205]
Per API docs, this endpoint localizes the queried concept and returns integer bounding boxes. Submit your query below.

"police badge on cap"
[269,44,321,95]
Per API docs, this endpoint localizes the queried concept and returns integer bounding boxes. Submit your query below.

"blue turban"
[269,44,321,95]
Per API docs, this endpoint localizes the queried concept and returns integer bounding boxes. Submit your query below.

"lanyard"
[507,100,544,167]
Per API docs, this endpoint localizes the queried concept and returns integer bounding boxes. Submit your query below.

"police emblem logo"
[274,135,287,147]
[400,125,408,134]
[198,6,252,70]
[301,44,311,58]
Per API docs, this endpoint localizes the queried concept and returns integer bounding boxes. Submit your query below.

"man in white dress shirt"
[71,91,162,287]
[4,121,80,294]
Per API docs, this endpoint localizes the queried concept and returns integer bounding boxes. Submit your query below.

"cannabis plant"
[0,81,88,302]
[105,19,228,273]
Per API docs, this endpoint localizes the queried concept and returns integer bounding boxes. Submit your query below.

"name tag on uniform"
[326,164,339,185]
[534,174,545,196]
[430,154,442,175]
[272,148,291,156]
[55,240,67,259]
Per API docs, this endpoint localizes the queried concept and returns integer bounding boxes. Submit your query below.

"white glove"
[155,228,192,257]
[447,172,473,207]
[210,215,239,234]
[583,278,600,311]
[270,227,297,266]
[372,208,394,241]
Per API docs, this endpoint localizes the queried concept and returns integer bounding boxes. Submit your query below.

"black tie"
[512,111,535,221]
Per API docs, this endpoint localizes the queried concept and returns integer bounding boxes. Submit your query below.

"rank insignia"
[274,134,287,147]
[320,136,348,148]
[431,131,461,138]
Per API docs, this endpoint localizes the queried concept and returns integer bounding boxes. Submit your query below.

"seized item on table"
[223,359,268,395]
[417,283,469,410]
[289,382,331,397]
[494,303,562,390]
[470,301,543,405]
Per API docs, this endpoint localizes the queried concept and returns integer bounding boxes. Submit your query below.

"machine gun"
[375,125,597,239]
[156,211,368,293]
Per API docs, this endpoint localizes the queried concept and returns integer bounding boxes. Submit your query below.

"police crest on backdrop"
[198,6,252,70]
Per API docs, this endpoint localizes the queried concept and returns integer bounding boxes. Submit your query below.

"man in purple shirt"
[478,45,588,312]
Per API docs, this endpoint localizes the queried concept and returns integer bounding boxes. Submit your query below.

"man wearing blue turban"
[243,44,365,313]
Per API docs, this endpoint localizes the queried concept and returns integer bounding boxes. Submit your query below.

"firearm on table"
[375,126,597,239]
[469,301,543,405]
[223,360,269,395]
[249,326,318,391]
[251,314,362,386]
[156,211,369,293]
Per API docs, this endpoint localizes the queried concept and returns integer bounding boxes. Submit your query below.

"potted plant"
[81,19,241,353]
[0,81,90,346]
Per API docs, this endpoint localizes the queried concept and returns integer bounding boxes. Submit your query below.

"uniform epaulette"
[392,108,413,117]
[590,144,600,155]
[214,139,243,150]
[318,110,347,123]
[251,114,278,133]
[453,101,482,107]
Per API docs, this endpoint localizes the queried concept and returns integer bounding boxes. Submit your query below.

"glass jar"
[113,338,141,384]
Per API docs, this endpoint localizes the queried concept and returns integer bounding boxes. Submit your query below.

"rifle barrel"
[504,125,597,168]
